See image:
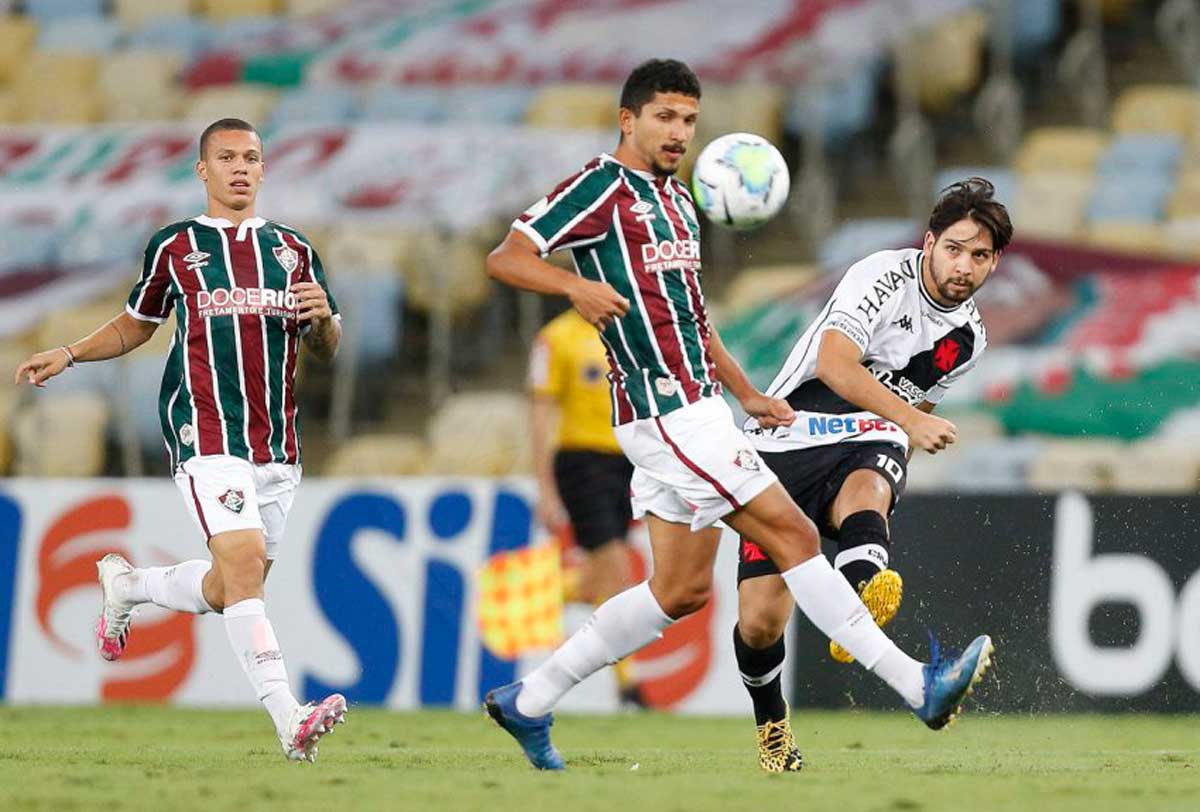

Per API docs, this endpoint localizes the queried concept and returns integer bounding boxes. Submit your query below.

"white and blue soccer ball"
[690,132,790,231]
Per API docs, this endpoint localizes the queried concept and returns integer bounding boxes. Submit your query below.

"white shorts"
[173,455,302,560]
[615,396,778,531]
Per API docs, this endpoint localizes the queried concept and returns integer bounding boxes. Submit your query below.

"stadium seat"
[22,0,105,22]
[208,16,289,50]
[1014,127,1109,174]
[944,437,1046,492]
[1088,173,1175,222]
[1164,217,1200,258]
[934,167,1017,210]
[0,89,18,124]
[334,271,403,364]
[1012,171,1095,239]
[819,219,920,272]
[126,15,215,56]
[720,265,816,316]
[183,85,280,125]
[785,59,880,147]
[287,0,350,14]
[445,85,534,124]
[1011,0,1061,63]
[911,10,988,113]
[114,0,194,29]
[99,50,185,122]
[0,224,59,273]
[1112,85,1200,139]
[12,51,102,124]
[1167,169,1200,218]
[1111,442,1200,492]
[0,16,39,84]
[692,84,785,152]
[37,16,121,52]
[1084,221,1165,254]
[427,391,531,475]
[323,433,428,476]
[1026,439,1126,492]
[324,224,408,274]
[1095,134,1183,177]
[12,392,111,476]
[401,233,491,317]
[525,84,615,130]
[199,0,281,21]
[270,85,358,128]
[359,85,445,123]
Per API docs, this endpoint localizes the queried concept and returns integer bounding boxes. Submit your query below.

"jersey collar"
[194,214,266,242]
[601,152,659,182]
[916,251,966,314]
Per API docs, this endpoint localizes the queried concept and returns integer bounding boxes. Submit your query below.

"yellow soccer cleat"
[756,703,803,773]
[830,568,904,664]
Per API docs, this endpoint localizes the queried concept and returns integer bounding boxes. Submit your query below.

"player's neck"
[205,201,258,225]
[612,142,657,177]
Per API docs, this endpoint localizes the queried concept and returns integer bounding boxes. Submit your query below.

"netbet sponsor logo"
[641,239,701,274]
[807,415,900,436]
[197,287,296,319]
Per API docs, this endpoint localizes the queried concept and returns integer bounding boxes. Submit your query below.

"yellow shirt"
[529,310,621,454]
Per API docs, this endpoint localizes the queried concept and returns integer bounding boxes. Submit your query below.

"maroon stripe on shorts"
[188,475,212,539]
[652,416,742,511]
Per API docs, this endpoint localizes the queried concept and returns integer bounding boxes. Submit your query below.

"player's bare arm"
[13,311,157,388]
[293,281,340,362]
[486,229,630,330]
[709,329,794,429]
[815,330,956,453]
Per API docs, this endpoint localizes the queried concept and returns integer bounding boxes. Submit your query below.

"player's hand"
[290,282,332,324]
[902,410,958,454]
[568,278,630,331]
[13,348,71,388]
[536,487,569,534]
[741,393,795,429]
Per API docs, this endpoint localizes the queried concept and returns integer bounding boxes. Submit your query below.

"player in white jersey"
[732,178,1013,772]
[13,119,346,762]
[481,60,996,772]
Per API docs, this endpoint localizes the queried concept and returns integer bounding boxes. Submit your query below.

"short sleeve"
[820,255,899,354]
[513,163,620,256]
[126,231,177,323]
[528,331,565,399]
[925,351,981,404]
[305,244,339,319]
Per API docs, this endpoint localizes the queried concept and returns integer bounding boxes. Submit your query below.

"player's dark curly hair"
[619,59,701,114]
[929,177,1014,252]
[198,118,261,159]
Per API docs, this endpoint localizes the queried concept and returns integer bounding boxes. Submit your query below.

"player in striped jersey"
[482,59,996,772]
[14,118,346,762]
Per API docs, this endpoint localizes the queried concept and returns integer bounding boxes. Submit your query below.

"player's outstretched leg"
[95,554,213,660]
[829,508,903,664]
[484,682,565,771]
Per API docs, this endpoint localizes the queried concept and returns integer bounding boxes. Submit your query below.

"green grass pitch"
[0,706,1197,812]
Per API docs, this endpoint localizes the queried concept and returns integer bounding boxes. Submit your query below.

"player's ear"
[195,159,206,181]
[618,107,634,139]
[923,230,936,252]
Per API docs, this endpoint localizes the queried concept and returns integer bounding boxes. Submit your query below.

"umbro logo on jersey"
[630,200,656,223]
[273,244,300,275]
[183,251,210,272]
[218,488,245,514]
[893,315,914,333]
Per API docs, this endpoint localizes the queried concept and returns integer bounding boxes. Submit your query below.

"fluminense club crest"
[734,449,760,471]
[273,244,300,275]
[218,488,245,514]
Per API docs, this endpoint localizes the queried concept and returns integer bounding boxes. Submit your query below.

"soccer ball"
[690,133,790,231]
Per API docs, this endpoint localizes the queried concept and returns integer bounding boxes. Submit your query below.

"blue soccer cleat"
[914,634,994,730]
[484,682,566,770]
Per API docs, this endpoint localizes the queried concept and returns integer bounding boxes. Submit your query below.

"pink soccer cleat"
[95,553,136,661]
[281,694,347,763]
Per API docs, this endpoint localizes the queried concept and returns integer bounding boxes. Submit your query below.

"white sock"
[780,556,925,708]
[516,581,673,717]
[224,598,300,736]
[122,561,213,614]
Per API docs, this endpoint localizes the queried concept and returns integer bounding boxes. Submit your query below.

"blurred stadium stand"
[0,0,1198,493]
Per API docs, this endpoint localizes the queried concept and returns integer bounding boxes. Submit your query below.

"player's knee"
[737,606,787,648]
[738,581,791,647]
[655,582,713,619]
[212,534,267,598]
[774,507,820,558]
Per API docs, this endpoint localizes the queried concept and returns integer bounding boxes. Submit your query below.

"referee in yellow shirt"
[529,308,641,705]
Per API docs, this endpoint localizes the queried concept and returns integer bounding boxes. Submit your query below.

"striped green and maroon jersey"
[514,153,719,425]
[126,214,340,469]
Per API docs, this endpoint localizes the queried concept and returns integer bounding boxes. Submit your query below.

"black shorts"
[554,449,634,550]
[737,441,907,583]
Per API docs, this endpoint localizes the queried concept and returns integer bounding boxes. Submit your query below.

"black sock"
[733,624,788,726]
[835,510,890,592]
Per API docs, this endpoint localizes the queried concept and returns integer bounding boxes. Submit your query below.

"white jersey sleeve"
[822,252,910,353]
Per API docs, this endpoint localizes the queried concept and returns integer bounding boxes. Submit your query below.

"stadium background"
[0,0,1198,724]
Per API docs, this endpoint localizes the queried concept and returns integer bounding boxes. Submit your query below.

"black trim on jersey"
[786,376,859,415]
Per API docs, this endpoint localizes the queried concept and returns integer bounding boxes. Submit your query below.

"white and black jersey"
[745,248,986,454]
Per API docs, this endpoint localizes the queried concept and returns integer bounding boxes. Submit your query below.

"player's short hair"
[198,118,261,160]
[929,177,1013,252]
[619,59,701,115]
